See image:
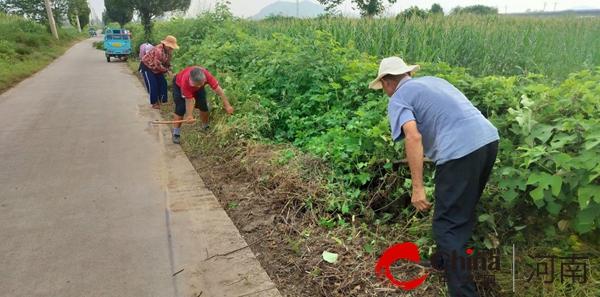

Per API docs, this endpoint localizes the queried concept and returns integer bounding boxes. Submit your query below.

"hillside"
[253,0,325,19]
[568,5,598,10]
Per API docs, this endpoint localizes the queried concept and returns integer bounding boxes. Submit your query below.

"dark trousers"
[139,62,167,104]
[432,140,498,297]
[172,74,208,117]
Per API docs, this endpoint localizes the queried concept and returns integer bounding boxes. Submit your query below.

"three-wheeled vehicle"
[103,28,132,62]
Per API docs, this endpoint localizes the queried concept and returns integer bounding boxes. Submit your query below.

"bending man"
[369,57,499,297]
[171,66,235,144]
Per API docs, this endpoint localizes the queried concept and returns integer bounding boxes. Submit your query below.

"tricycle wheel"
[122,57,128,62]
[106,56,110,63]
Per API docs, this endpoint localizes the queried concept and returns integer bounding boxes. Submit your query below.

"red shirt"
[175,67,219,99]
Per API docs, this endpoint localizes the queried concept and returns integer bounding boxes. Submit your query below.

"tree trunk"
[75,10,81,33]
[43,0,59,39]
[140,11,153,42]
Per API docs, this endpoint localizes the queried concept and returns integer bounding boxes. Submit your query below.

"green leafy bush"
[153,7,600,245]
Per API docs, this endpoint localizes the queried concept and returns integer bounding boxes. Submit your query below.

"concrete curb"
[133,64,282,297]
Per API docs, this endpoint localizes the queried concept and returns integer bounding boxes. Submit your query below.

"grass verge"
[0,13,87,95]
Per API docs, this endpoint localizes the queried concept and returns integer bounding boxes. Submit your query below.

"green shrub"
[155,6,600,245]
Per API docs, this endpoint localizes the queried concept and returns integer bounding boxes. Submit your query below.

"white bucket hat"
[368,57,420,89]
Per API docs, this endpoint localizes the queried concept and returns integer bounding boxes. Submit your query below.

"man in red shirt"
[171,66,235,144]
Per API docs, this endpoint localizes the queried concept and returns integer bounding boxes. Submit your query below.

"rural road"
[0,36,280,297]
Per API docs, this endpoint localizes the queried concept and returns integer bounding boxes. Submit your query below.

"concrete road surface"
[0,37,281,297]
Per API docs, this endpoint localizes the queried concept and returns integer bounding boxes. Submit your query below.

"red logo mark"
[375,242,428,290]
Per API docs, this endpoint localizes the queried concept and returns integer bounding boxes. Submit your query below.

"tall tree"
[397,6,427,20]
[451,5,498,15]
[67,0,90,30]
[430,3,443,15]
[101,10,108,26]
[317,0,397,17]
[104,0,133,28]
[130,0,191,40]
[0,0,68,24]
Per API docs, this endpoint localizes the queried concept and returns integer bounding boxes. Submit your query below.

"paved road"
[0,37,280,297]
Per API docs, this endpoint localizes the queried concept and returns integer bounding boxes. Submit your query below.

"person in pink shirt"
[170,66,235,144]
[139,40,153,59]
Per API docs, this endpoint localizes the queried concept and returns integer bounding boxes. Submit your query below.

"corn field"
[240,15,600,79]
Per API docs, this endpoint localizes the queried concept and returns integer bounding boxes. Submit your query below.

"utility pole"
[296,0,299,18]
[43,0,59,39]
[505,6,507,13]
[543,2,547,11]
[554,2,557,11]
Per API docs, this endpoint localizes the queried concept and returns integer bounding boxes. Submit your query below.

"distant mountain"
[566,5,598,10]
[253,0,326,19]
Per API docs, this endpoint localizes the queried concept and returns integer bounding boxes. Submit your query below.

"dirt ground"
[183,144,445,297]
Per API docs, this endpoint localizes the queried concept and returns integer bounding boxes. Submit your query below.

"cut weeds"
[168,119,445,297]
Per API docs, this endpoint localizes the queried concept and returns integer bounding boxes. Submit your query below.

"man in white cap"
[369,57,499,297]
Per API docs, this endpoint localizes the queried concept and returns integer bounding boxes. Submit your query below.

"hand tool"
[148,119,197,125]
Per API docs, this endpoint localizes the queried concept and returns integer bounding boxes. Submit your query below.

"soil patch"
[185,149,444,297]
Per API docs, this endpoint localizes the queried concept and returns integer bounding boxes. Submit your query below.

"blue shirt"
[388,76,499,165]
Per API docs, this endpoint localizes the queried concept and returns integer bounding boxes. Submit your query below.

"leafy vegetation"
[0,12,86,93]
[92,40,104,50]
[159,12,600,238]
[396,3,447,20]
[0,0,68,24]
[240,15,600,80]
[450,5,500,15]
[396,6,429,20]
[150,4,600,233]
[1,0,92,31]
[101,0,192,41]
[317,0,398,17]
[67,0,90,29]
[132,0,191,40]
[126,4,600,295]
[103,0,133,28]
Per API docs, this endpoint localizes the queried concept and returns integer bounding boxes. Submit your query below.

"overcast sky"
[88,0,599,19]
